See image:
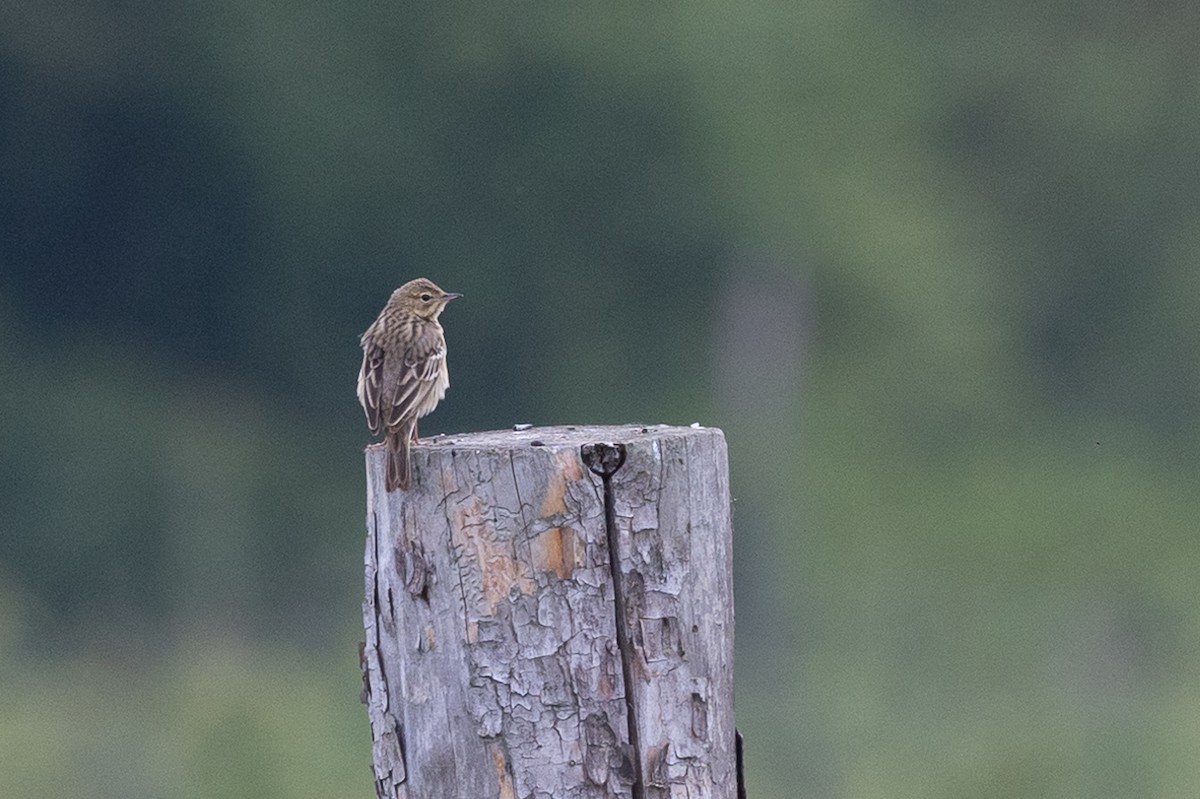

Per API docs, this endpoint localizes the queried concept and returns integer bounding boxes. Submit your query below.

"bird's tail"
[385,425,414,491]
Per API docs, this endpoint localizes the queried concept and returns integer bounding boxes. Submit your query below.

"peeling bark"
[362,425,736,799]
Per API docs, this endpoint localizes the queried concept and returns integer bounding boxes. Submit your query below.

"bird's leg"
[411,420,420,445]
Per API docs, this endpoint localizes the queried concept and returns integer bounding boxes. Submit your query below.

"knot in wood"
[581,442,627,478]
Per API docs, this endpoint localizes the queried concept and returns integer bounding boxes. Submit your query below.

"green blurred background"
[3,2,1199,797]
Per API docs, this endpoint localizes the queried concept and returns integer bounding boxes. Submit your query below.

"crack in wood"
[581,442,645,799]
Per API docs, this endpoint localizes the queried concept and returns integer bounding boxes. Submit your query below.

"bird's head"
[392,278,462,320]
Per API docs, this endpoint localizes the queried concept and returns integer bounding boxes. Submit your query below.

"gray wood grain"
[362,425,736,799]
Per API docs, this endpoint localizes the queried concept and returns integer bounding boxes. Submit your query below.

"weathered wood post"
[361,425,737,798]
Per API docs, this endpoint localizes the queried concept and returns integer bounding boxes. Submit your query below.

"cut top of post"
[387,423,713,455]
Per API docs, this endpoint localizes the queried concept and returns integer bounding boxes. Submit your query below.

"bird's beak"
[443,292,463,300]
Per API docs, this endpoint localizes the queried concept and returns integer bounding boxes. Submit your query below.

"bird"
[357,278,461,491]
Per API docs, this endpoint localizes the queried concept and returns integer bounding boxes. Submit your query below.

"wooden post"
[361,425,737,799]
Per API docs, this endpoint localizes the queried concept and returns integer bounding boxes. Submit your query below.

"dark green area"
[3,2,1199,796]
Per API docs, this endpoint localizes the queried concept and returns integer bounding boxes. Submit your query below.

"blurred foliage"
[0,642,369,799]
[3,1,1200,797]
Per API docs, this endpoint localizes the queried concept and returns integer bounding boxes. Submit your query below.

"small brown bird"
[357,278,461,491]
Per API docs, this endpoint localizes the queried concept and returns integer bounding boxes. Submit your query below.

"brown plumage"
[357,278,461,491]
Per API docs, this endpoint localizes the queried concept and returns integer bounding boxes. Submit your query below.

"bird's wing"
[358,340,386,435]
[385,326,446,429]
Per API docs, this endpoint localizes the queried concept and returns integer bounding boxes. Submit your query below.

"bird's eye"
[420,293,432,302]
